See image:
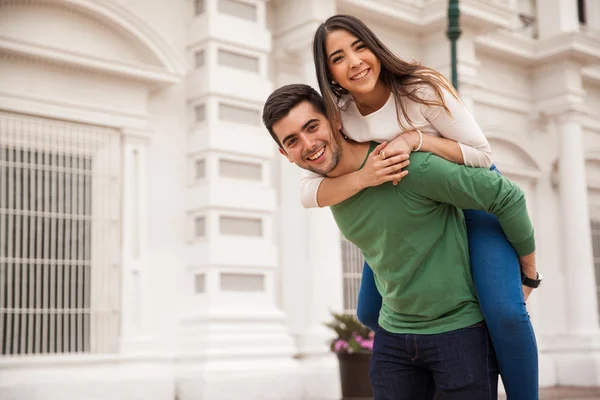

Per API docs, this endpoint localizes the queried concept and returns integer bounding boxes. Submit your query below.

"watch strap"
[521,272,541,289]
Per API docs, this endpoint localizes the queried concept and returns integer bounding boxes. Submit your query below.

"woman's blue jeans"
[356,166,539,399]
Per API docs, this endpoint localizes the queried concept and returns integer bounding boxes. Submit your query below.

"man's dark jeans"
[370,321,499,399]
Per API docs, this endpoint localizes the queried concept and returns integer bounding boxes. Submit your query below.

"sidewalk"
[499,387,600,399]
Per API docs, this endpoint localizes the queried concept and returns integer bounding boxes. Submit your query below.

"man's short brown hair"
[262,84,327,148]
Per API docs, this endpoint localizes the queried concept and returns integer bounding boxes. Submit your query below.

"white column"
[120,130,154,354]
[176,0,302,398]
[557,111,600,334]
[537,0,579,39]
[586,0,600,31]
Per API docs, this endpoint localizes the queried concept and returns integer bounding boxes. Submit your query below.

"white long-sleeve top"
[300,84,493,208]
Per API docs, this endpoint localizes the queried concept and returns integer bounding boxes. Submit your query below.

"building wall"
[0,0,600,399]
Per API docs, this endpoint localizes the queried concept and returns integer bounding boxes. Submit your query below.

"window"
[591,220,600,320]
[220,273,264,292]
[578,0,586,24]
[195,274,205,293]
[219,159,261,181]
[0,113,121,356]
[340,237,364,314]
[219,216,262,236]
[194,216,206,237]
[218,103,260,126]
[194,0,204,16]
[195,50,205,69]
[217,49,259,73]
[195,104,206,123]
[218,0,257,21]
[195,159,205,180]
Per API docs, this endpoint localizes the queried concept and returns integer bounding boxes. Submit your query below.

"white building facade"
[0,0,599,399]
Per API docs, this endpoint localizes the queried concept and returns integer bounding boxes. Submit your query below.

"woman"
[303,14,538,399]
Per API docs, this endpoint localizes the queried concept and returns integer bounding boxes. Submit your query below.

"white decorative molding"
[582,114,600,133]
[0,90,149,129]
[534,91,588,117]
[0,36,180,86]
[120,138,154,354]
[553,109,587,124]
[339,0,517,33]
[45,0,187,76]
[486,132,544,172]
[583,65,600,85]
[536,32,600,64]
[473,86,533,115]
[476,31,537,65]
[477,30,600,66]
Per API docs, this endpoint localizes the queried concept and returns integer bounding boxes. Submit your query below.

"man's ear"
[278,147,294,163]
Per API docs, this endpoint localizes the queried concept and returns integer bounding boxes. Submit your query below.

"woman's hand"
[379,131,419,184]
[356,141,410,189]
[385,132,416,156]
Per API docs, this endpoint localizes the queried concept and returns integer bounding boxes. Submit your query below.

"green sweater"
[330,143,535,335]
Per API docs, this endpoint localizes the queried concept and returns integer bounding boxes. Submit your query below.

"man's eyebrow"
[301,118,319,131]
[281,118,319,145]
[327,39,362,61]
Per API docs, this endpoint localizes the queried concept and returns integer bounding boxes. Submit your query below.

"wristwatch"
[521,271,543,289]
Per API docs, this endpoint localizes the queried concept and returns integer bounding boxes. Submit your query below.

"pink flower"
[361,339,374,351]
[334,339,349,352]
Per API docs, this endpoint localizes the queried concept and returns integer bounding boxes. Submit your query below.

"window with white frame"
[194,49,205,69]
[591,220,600,321]
[218,0,257,21]
[0,113,121,356]
[340,236,364,314]
[217,49,259,73]
[218,103,260,126]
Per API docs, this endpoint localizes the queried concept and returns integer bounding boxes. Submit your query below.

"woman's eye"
[332,56,343,64]
[308,125,318,132]
[356,44,366,51]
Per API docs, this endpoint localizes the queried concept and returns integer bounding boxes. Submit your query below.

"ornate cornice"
[476,30,600,66]
[582,66,600,86]
[0,0,187,82]
[0,90,150,129]
[274,0,520,57]
[52,0,187,76]
[0,36,180,86]
[537,32,600,64]
[338,0,516,33]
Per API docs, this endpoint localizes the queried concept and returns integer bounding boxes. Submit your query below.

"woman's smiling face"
[325,29,382,97]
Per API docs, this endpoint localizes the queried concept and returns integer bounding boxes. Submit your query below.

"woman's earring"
[331,81,337,85]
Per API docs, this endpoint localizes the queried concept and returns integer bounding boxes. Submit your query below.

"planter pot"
[337,352,373,400]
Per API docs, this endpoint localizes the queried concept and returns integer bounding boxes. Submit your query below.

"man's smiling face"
[272,100,342,176]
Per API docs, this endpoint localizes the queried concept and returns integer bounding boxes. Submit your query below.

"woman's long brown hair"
[313,14,459,132]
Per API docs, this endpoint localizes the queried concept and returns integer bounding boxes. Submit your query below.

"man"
[262,84,537,399]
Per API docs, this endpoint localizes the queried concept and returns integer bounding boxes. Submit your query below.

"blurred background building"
[0,0,599,399]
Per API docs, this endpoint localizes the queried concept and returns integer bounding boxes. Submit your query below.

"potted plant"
[325,312,374,400]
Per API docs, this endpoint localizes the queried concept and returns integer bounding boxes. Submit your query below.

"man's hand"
[356,141,410,189]
[519,251,537,302]
[522,285,533,302]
